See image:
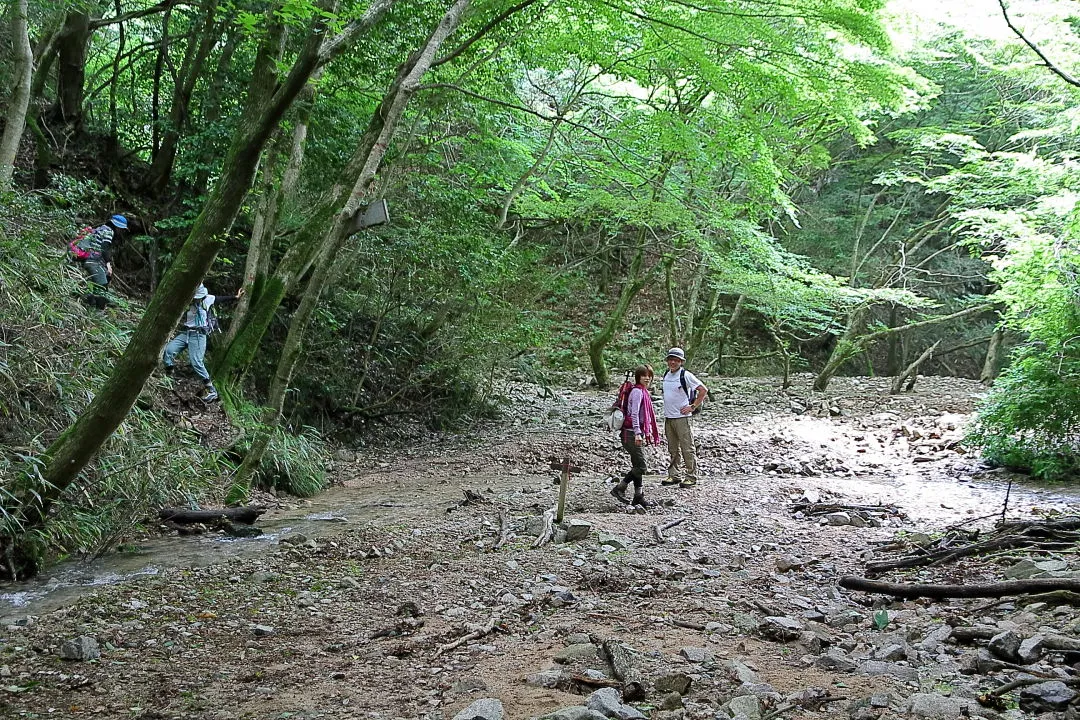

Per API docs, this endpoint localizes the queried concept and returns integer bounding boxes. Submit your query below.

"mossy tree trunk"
[981,326,1005,384]
[0,0,32,191]
[589,231,648,389]
[230,0,473,496]
[8,0,395,579]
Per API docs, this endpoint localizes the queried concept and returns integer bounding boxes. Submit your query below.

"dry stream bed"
[3,375,1080,720]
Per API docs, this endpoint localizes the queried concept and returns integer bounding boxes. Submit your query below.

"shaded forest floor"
[3,375,1079,720]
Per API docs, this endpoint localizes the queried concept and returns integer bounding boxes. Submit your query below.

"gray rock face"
[586,688,646,720]
[1016,635,1044,664]
[872,643,907,661]
[907,693,965,719]
[918,624,953,652]
[680,646,712,663]
[761,616,804,641]
[723,659,760,684]
[526,669,565,688]
[542,708,607,720]
[554,643,598,664]
[59,636,100,661]
[814,651,856,672]
[859,661,919,682]
[452,698,504,720]
[562,519,592,542]
[827,609,864,628]
[987,630,1021,662]
[721,695,762,720]
[824,511,851,526]
[653,672,692,695]
[1019,681,1076,713]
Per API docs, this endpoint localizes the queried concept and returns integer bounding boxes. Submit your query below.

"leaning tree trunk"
[890,340,940,394]
[813,306,869,392]
[589,235,649,389]
[223,71,320,349]
[981,326,1005,384]
[7,1,396,580]
[147,0,222,195]
[0,0,32,191]
[231,0,473,497]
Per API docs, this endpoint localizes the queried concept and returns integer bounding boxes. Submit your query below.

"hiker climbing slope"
[162,282,244,402]
[69,214,127,308]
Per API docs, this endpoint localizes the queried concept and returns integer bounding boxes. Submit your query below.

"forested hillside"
[1,0,1079,580]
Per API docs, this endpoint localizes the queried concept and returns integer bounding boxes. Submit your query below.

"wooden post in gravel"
[549,457,580,523]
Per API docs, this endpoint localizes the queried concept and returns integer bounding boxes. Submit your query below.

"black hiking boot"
[610,480,630,505]
[632,493,653,510]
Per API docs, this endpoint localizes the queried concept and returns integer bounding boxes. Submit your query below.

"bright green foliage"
[970,213,1080,479]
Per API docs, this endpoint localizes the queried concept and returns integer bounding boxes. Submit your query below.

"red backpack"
[605,371,635,432]
[68,226,94,260]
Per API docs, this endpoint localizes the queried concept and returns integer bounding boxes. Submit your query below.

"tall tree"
[0,0,32,190]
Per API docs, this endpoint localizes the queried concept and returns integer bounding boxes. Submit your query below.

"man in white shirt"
[660,347,707,488]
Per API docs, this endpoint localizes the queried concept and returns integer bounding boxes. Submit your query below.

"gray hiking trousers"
[163,329,211,384]
[83,259,108,289]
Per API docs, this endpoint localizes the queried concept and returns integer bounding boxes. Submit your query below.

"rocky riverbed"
[3,374,1080,720]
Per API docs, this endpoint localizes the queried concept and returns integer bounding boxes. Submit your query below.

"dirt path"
[3,375,1079,720]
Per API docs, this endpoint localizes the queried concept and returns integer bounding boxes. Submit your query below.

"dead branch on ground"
[840,575,1080,599]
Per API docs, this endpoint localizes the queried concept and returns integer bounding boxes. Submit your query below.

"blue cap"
[110,214,128,229]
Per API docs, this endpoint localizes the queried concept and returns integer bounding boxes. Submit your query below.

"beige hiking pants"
[664,416,698,481]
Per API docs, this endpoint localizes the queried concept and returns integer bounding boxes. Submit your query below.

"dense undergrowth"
[0,183,343,570]
[0,183,234,566]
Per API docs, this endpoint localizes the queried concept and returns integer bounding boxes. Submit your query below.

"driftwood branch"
[158,506,265,525]
[840,575,1080,599]
[433,618,496,658]
[532,507,556,548]
[652,517,686,543]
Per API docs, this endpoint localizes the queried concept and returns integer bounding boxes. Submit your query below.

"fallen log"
[158,506,266,525]
[601,639,646,701]
[840,575,1080,599]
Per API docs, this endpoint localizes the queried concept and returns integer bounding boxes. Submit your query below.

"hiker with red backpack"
[69,214,128,308]
[661,347,707,488]
[610,364,660,509]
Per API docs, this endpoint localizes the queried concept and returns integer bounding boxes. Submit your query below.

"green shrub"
[969,353,1080,480]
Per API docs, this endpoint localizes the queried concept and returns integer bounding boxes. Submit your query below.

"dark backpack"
[606,371,635,431]
[665,368,705,415]
[189,299,221,336]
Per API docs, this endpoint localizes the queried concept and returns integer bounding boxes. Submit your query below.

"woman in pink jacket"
[611,365,660,508]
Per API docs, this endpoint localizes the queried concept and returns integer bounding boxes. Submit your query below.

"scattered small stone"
[452,698,504,720]
[679,646,711,663]
[252,624,275,637]
[59,636,100,661]
[554,644,598,664]
[562,519,591,542]
[586,687,646,720]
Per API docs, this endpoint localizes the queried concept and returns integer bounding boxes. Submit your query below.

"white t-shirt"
[662,368,703,419]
